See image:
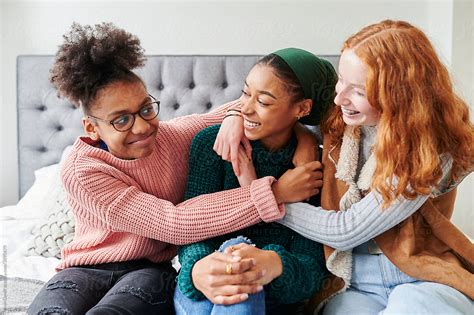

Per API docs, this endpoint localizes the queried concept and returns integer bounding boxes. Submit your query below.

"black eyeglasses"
[87,95,160,132]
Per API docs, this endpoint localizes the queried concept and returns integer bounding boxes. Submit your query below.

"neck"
[259,130,294,152]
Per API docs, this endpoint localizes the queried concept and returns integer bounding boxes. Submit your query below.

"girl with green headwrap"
[174,48,337,315]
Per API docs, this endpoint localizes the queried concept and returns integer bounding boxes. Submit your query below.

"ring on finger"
[225,263,233,275]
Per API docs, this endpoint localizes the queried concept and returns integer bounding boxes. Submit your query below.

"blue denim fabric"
[322,242,473,315]
[28,260,176,315]
[174,236,266,315]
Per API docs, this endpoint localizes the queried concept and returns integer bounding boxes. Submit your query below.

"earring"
[296,115,301,120]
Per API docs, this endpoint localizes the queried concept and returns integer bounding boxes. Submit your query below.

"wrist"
[224,107,242,120]
[267,250,283,278]
[227,108,242,114]
[223,113,243,120]
[271,181,284,204]
[191,262,202,291]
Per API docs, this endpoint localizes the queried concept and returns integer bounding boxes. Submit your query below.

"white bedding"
[1,212,58,282]
[1,162,66,283]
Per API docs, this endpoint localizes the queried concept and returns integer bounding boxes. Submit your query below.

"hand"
[293,123,319,166]
[272,161,323,204]
[213,101,251,176]
[225,243,282,286]
[236,145,256,187]
[191,251,265,305]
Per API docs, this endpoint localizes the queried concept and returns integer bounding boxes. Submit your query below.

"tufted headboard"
[17,55,339,197]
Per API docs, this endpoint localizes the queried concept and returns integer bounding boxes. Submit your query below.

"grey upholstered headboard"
[17,55,339,197]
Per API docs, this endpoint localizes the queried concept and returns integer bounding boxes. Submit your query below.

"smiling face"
[240,64,310,150]
[335,49,380,126]
[82,80,159,160]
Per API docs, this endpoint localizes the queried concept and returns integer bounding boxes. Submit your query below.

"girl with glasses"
[29,23,322,314]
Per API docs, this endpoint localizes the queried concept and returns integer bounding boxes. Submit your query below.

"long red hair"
[322,20,474,206]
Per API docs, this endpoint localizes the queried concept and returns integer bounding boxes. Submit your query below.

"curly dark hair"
[50,22,146,113]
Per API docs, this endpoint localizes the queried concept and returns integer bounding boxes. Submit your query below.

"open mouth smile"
[244,118,261,128]
[341,108,360,116]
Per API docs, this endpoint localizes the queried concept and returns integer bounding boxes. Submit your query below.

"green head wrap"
[272,48,337,125]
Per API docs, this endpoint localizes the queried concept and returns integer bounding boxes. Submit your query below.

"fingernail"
[257,285,263,292]
[231,256,241,262]
[261,269,266,276]
[240,293,249,301]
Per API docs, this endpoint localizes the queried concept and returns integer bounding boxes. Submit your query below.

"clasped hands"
[197,100,323,305]
[191,243,282,305]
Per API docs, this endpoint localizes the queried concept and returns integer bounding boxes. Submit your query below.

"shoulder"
[60,140,105,193]
[160,115,207,134]
[156,115,207,142]
[61,138,128,182]
[190,124,221,150]
[62,138,102,171]
[187,125,223,167]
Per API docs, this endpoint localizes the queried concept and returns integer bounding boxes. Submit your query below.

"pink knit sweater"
[58,103,284,270]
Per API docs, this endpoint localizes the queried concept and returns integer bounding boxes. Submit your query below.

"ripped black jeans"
[28,259,177,315]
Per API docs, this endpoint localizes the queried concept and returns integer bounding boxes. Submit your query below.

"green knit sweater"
[177,124,328,304]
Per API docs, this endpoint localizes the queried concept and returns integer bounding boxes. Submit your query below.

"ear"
[295,99,313,118]
[82,117,100,141]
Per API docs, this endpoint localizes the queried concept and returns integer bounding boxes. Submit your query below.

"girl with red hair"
[215,20,473,314]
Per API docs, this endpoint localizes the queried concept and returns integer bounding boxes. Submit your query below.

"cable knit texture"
[58,102,284,271]
[177,125,328,304]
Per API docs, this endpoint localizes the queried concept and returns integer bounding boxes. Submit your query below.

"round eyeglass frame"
[86,94,160,132]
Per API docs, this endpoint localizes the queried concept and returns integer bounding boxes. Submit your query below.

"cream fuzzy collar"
[325,125,377,290]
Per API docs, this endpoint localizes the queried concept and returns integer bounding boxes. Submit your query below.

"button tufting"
[206,102,213,109]
[158,83,164,90]
[173,103,180,110]
[222,82,228,88]
[56,125,64,131]
[38,105,47,111]
[39,146,47,152]
[189,82,195,89]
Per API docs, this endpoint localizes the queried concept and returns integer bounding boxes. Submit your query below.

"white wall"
[1,0,472,236]
[451,0,474,238]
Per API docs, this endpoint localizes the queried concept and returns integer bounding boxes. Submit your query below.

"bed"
[0,54,339,313]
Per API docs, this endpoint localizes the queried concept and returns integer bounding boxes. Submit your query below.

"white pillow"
[17,145,73,220]
[22,146,75,258]
[26,183,74,258]
[16,164,61,220]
